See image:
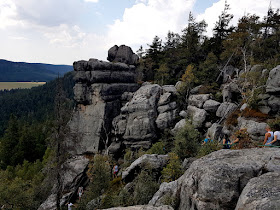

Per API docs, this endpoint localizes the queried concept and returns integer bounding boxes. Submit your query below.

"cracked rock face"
[150,148,280,210]
[266,65,280,94]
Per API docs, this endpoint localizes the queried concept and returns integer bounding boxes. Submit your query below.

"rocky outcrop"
[188,94,210,108]
[237,117,268,141]
[65,59,139,155]
[107,45,139,65]
[216,102,238,118]
[102,205,174,210]
[266,65,280,94]
[203,99,221,112]
[150,148,280,210]
[113,84,178,149]
[206,123,223,140]
[122,154,168,183]
[235,172,280,210]
[186,105,207,128]
[38,156,89,210]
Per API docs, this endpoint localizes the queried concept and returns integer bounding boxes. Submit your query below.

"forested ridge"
[0,59,73,82]
[0,2,279,209]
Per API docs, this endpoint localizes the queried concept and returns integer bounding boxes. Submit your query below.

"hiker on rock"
[77,186,83,202]
[268,126,280,146]
[222,134,231,149]
[263,126,274,145]
[113,164,119,178]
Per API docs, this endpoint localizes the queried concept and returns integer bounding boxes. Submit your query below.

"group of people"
[202,126,280,149]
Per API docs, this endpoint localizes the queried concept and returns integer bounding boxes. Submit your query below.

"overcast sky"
[0,0,279,65]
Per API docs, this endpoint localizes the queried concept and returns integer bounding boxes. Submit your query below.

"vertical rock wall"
[65,59,139,155]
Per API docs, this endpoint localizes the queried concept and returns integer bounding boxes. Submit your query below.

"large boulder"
[223,66,239,83]
[268,95,280,113]
[188,94,210,108]
[266,65,280,93]
[203,100,221,113]
[156,109,178,130]
[206,123,223,140]
[187,105,207,128]
[238,117,268,140]
[150,148,280,210]
[122,154,169,183]
[171,119,186,135]
[107,45,139,65]
[38,156,89,210]
[235,172,280,210]
[222,82,240,102]
[216,102,238,118]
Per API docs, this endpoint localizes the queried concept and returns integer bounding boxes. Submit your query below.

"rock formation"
[150,148,280,210]
[107,45,139,65]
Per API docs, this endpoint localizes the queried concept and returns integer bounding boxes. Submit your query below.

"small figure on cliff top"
[202,135,212,145]
[113,164,119,178]
[66,202,75,210]
[222,134,231,149]
[77,186,83,202]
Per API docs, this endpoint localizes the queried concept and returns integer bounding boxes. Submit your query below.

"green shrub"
[268,118,280,131]
[146,141,166,155]
[173,121,200,160]
[161,152,183,182]
[133,169,160,205]
[161,192,180,209]
[197,140,222,158]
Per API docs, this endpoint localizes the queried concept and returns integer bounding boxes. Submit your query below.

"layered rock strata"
[65,59,139,155]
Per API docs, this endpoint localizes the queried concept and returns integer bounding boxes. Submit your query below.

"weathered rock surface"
[268,95,280,113]
[188,94,210,108]
[266,65,280,93]
[156,109,178,130]
[107,45,139,65]
[122,154,168,183]
[235,172,280,210]
[102,205,174,210]
[150,148,280,210]
[66,59,139,155]
[238,117,268,140]
[222,82,240,102]
[171,119,186,134]
[223,66,239,83]
[187,105,207,128]
[38,156,89,210]
[216,102,238,118]
[206,123,223,140]
[203,99,221,112]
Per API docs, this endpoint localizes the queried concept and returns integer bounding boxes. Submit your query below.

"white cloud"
[197,0,280,37]
[84,0,99,2]
[107,0,196,51]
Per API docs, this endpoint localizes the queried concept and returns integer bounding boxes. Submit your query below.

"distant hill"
[0,59,73,82]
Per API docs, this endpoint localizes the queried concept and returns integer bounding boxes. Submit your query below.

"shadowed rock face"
[65,59,139,155]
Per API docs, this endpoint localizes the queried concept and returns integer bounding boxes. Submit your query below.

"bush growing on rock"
[197,140,222,158]
[173,121,200,160]
[161,152,183,182]
[146,142,166,155]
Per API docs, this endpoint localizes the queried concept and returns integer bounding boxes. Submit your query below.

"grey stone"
[203,99,221,112]
[257,93,270,101]
[222,82,240,102]
[206,123,223,140]
[107,45,139,65]
[249,64,263,73]
[156,109,178,130]
[268,96,280,113]
[179,110,188,118]
[240,103,248,112]
[188,94,210,108]
[266,65,280,93]
[205,122,212,128]
[122,154,168,183]
[190,85,203,94]
[157,102,177,113]
[258,106,271,115]
[38,156,89,210]
[178,148,280,209]
[108,142,122,155]
[216,102,238,118]
[235,172,280,210]
[182,157,197,170]
[162,85,177,95]
[175,81,183,90]
[171,119,186,135]
[149,180,180,207]
[158,92,172,106]
[187,105,207,128]
[238,117,268,140]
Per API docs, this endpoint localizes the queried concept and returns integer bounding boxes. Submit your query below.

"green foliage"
[161,152,183,182]
[146,141,166,155]
[198,52,219,84]
[173,121,200,160]
[161,192,180,209]
[87,154,112,199]
[268,118,280,131]
[197,140,222,158]
[133,169,159,205]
